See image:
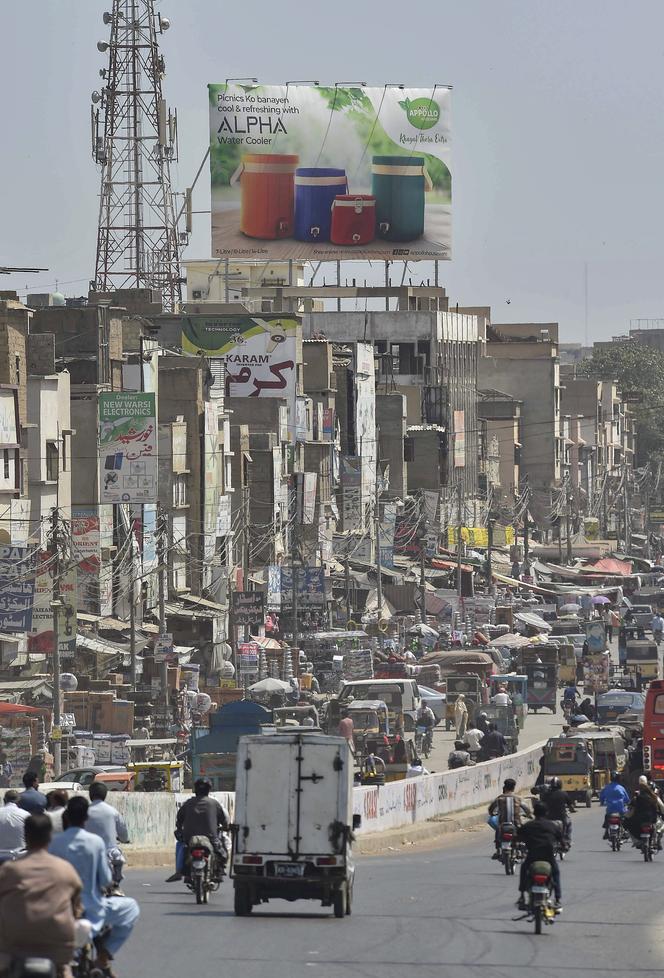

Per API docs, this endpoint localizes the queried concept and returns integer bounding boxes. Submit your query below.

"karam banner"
[209,83,451,262]
[181,314,297,407]
[99,393,157,504]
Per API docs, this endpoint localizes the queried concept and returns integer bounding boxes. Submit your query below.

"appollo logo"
[399,96,440,130]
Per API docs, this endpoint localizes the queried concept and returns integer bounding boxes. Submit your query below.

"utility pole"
[565,490,573,564]
[487,515,494,590]
[344,557,351,625]
[420,545,427,624]
[50,508,63,779]
[374,426,383,627]
[624,473,631,552]
[456,481,463,598]
[291,521,300,659]
[523,476,530,564]
[645,471,652,559]
[156,500,168,702]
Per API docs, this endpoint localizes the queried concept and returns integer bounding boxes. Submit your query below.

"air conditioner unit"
[191,289,208,301]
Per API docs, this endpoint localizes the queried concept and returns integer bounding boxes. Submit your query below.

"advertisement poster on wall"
[209,83,451,261]
[0,546,36,632]
[453,410,465,468]
[98,393,157,503]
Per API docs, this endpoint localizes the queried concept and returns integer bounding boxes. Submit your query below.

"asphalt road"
[117,807,664,978]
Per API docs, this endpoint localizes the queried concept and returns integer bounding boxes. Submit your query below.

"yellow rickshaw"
[569,727,627,794]
[556,642,577,686]
[129,760,184,792]
[542,737,593,807]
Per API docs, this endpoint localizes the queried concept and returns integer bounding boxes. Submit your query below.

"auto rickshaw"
[482,704,519,753]
[626,639,661,681]
[618,622,644,667]
[343,700,390,760]
[129,760,184,792]
[489,674,528,730]
[542,737,593,807]
[444,674,484,731]
[568,726,627,795]
[556,642,577,687]
[518,647,559,713]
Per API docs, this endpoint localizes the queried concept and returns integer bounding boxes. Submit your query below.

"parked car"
[60,765,126,787]
[416,685,446,725]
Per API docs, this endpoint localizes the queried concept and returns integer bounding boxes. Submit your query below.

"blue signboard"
[0,546,36,632]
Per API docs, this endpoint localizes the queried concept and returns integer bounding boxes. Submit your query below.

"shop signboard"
[0,545,36,632]
[98,393,157,503]
[232,591,265,626]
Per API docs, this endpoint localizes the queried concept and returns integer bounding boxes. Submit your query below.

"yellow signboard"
[447,525,515,548]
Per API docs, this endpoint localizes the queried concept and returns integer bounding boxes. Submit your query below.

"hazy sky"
[3,0,664,341]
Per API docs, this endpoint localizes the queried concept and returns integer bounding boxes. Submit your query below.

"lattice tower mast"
[91,1,182,310]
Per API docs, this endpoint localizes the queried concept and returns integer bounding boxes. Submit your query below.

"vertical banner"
[378,502,397,569]
[0,546,36,632]
[99,392,157,503]
[453,410,465,468]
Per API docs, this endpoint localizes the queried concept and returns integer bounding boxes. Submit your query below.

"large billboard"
[209,83,451,262]
[181,313,297,403]
[99,393,157,504]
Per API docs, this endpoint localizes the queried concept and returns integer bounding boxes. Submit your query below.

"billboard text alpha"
[99,393,157,504]
[209,83,451,262]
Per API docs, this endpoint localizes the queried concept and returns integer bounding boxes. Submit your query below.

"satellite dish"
[97,41,109,52]
[102,11,112,24]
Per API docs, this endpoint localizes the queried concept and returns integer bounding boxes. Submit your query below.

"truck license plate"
[275,862,304,877]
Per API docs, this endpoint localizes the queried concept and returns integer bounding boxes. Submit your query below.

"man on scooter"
[541,777,576,847]
[174,778,230,882]
[488,778,531,859]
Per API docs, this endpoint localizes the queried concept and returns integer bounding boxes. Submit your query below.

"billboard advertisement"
[209,83,451,262]
[181,314,297,405]
[99,393,157,504]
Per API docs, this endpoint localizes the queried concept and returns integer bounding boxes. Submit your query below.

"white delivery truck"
[231,731,359,917]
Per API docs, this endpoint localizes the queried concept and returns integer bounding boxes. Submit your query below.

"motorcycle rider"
[49,795,139,972]
[0,813,84,970]
[86,781,130,889]
[599,771,630,838]
[174,778,230,882]
[540,776,576,846]
[562,684,578,717]
[624,775,664,848]
[517,801,564,911]
[488,778,532,859]
[416,701,435,752]
[0,790,28,859]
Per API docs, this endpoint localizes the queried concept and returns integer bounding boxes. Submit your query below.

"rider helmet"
[549,776,562,790]
[610,771,620,783]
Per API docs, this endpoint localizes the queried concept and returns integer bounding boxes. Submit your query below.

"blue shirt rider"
[600,775,630,834]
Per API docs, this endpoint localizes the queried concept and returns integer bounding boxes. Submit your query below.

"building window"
[173,473,187,507]
[2,450,9,480]
[46,441,59,481]
[15,356,20,385]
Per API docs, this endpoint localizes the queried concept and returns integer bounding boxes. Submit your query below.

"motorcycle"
[185,835,222,905]
[0,847,25,866]
[6,960,56,978]
[637,822,657,862]
[499,821,521,876]
[522,861,557,935]
[414,725,433,759]
[606,813,625,852]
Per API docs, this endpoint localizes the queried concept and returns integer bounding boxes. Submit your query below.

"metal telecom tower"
[91,2,182,310]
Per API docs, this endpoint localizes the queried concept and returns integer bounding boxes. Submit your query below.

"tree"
[578,341,664,462]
